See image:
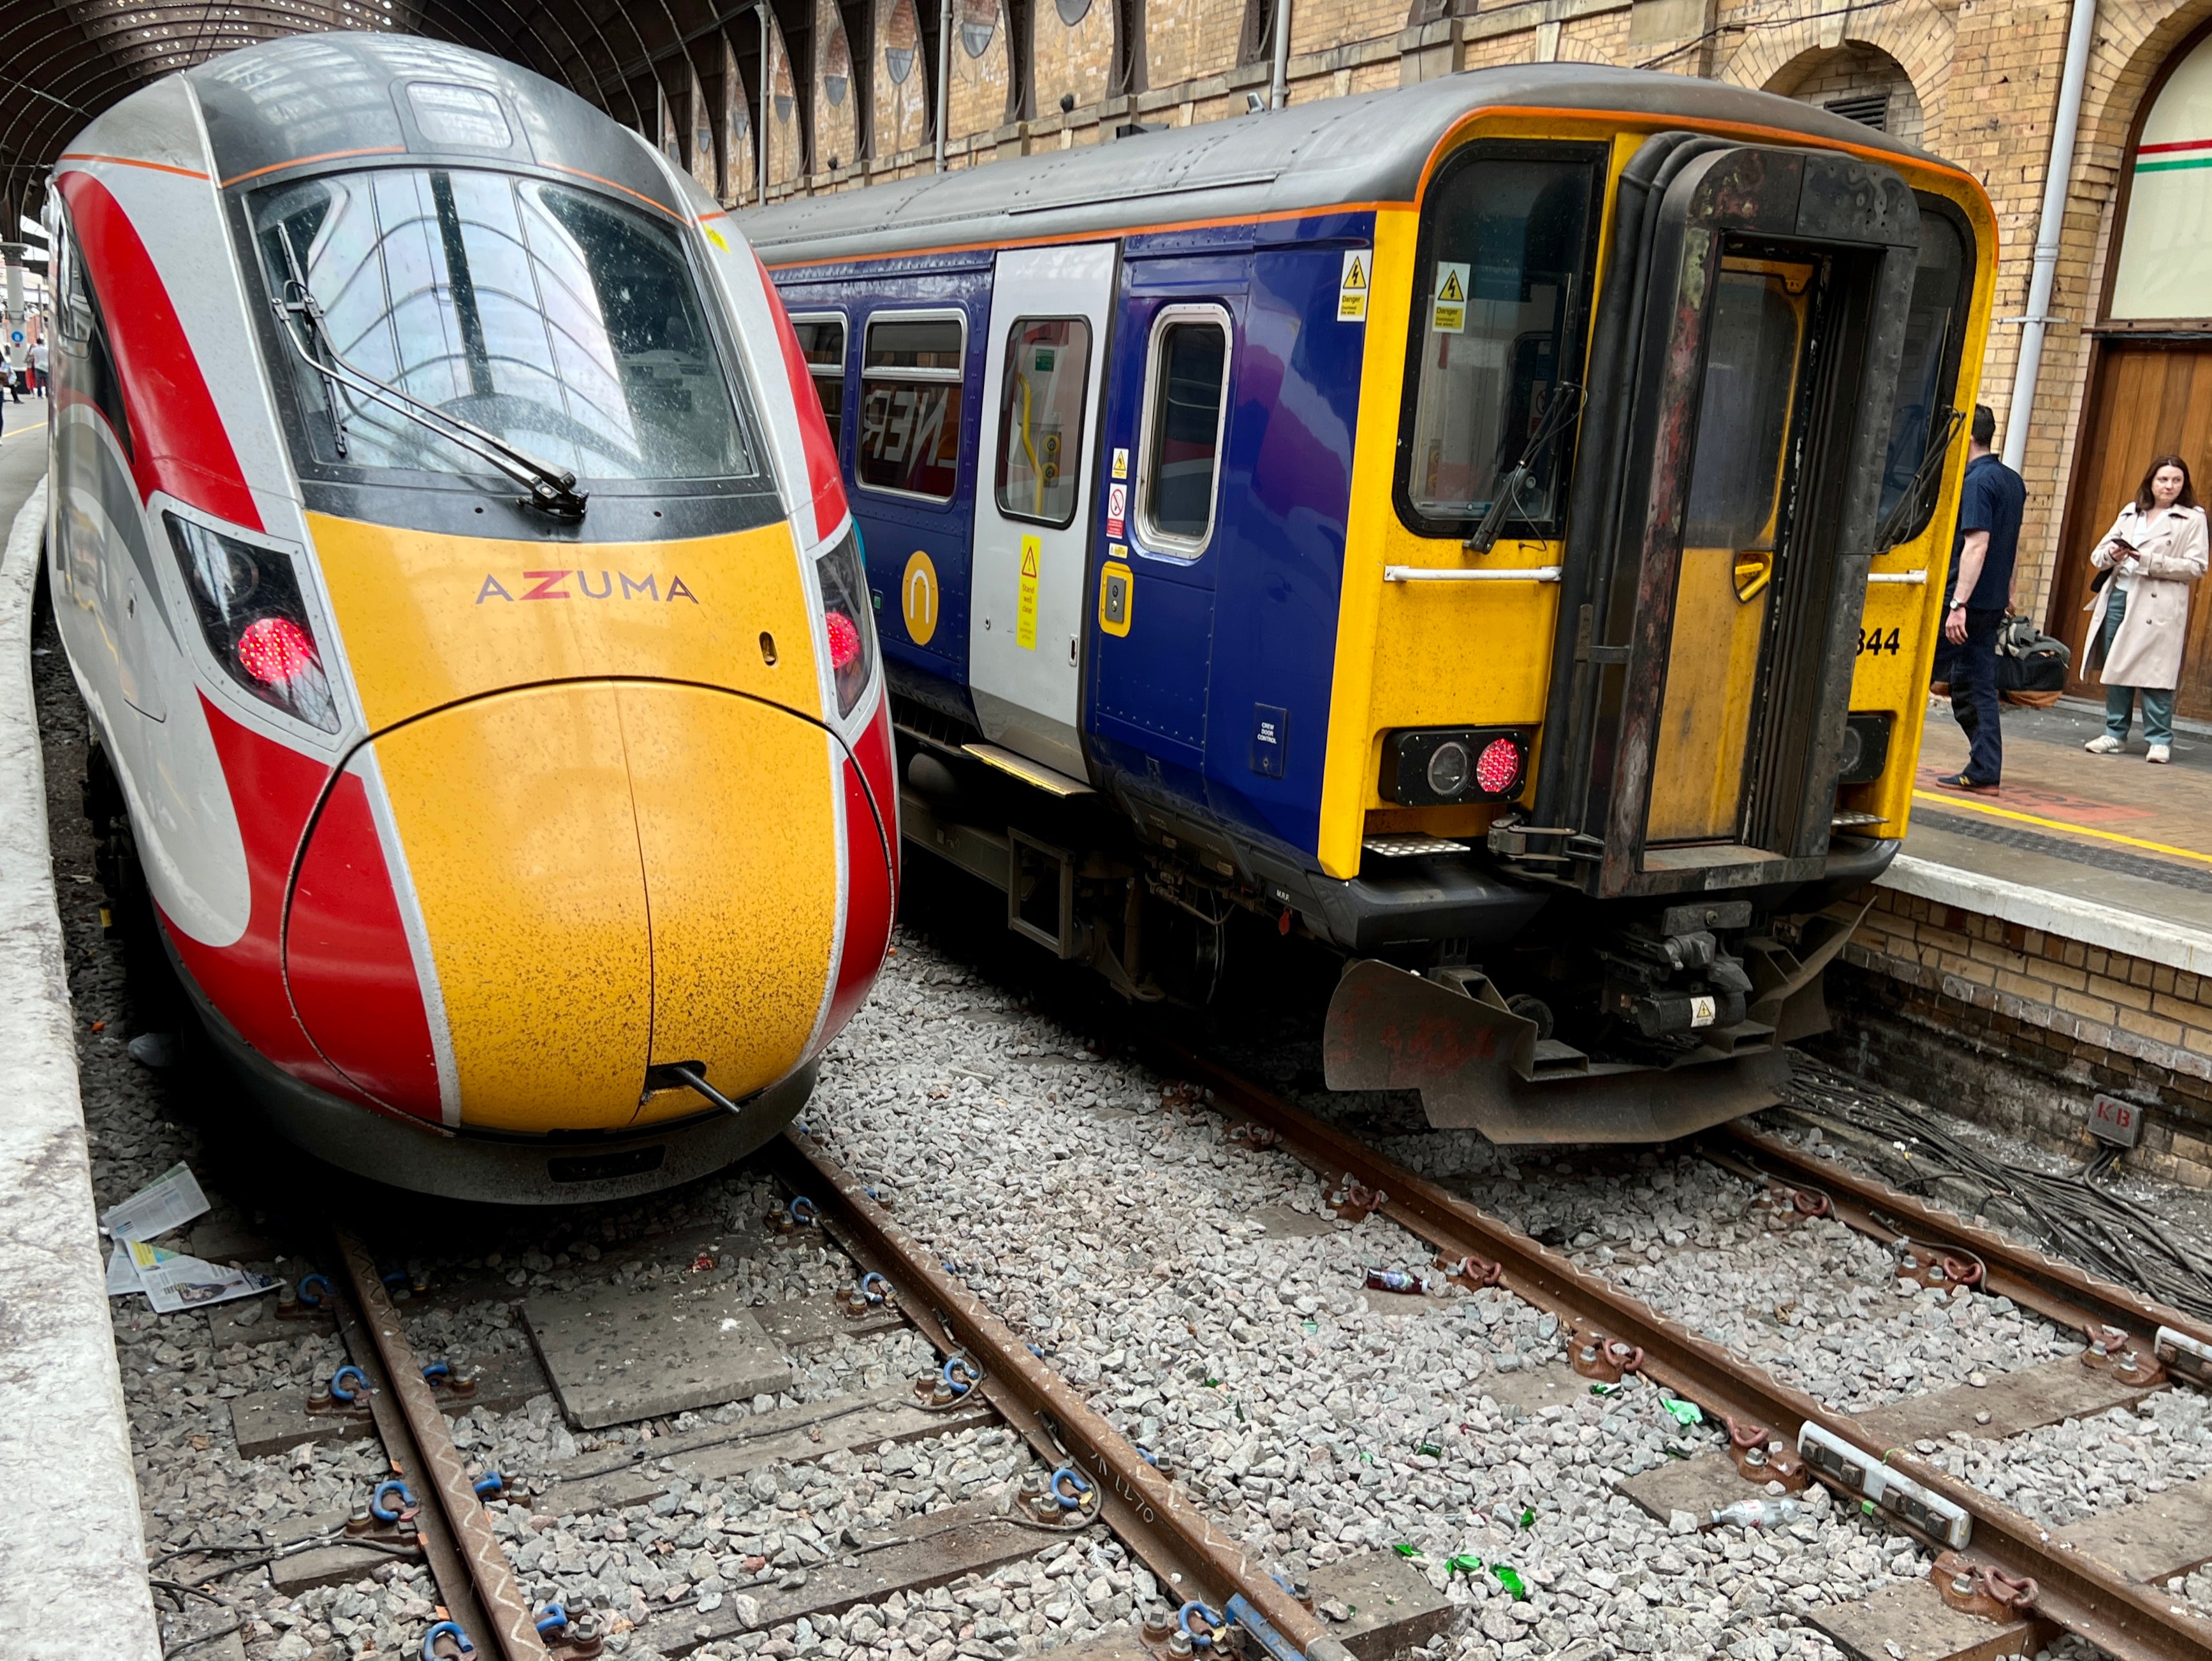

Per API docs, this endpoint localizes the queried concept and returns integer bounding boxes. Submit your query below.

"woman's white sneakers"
[2150,743,2173,764]
[2085,734,2124,754]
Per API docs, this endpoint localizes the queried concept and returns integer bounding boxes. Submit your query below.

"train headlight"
[1381,728,1530,807]
[165,515,340,733]
[812,528,877,719]
[1426,742,1471,797]
[1837,712,1894,785]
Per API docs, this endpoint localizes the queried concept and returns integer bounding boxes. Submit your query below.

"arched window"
[2109,28,2212,320]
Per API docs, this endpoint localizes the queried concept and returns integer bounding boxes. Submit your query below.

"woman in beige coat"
[2083,455,2208,764]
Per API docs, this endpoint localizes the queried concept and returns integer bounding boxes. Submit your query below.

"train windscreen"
[249,168,759,486]
[1402,152,1599,534]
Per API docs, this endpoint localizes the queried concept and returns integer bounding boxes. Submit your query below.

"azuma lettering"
[475,572,699,604]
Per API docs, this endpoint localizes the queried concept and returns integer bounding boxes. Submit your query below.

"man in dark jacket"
[1933,404,2026,793]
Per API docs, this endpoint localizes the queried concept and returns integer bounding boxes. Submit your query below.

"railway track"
[1146,1041,2212,1661]
[205,1052,2212,1661]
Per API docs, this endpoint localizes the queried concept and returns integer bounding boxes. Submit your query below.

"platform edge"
[0,478,162,1661]
[1878,851,2212,977]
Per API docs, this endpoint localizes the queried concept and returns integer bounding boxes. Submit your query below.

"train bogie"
[47,34,894,1200]
[749,67,1997,1143]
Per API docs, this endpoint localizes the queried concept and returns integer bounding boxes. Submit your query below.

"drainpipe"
[934,0,952,171]
[759,3,772,201]
[1268,0,1292,108]
[2002,0,2097,473]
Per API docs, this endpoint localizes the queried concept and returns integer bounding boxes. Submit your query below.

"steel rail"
[1155,1042,2212,1661]
[323,1264,496,1648]
[770,1130,1357,1661]
[332,1227,552,1661]
[1703,1123,2212,1357]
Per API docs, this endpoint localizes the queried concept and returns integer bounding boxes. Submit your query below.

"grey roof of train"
[182,33,683,219]
[743,63,1941,268]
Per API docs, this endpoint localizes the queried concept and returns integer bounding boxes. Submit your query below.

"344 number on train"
[1857,626,1903,657]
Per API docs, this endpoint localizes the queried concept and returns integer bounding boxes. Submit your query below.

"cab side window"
[791,314,847,448]
[1137,307,1231,555]
[51,206,133,460]
[857,312,964,501]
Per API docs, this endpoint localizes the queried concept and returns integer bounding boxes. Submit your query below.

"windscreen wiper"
[270,279,588,520]
[1466,381,1586,554]
[1871,404,1965,555]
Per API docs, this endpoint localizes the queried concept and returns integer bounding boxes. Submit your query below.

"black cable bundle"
[1778,1055,2212,1324]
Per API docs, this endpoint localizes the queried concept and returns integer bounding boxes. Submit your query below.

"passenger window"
[791,315,846,446]
[1138,309,1229,552]
[993,318,1091,528]
[1402,150,1599,534]
[858,313,964,501]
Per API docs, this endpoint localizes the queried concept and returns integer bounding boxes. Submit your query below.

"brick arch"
[1721,8,1953,149]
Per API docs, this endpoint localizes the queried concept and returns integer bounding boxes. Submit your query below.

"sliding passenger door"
[967,242,1116,779]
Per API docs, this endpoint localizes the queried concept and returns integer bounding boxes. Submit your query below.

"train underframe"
[893,703,1887,1146]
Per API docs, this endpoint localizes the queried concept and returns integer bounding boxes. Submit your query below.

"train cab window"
[993,318,1091,528]
[1401,150,1600,536]
[790,314,847,447]
[1877,209,1972,536]
[1137,307,1231,554]
[249,168,758,484]
[858,312,965,501]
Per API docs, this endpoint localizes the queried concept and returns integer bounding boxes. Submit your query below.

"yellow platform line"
[1912,789,2212,870]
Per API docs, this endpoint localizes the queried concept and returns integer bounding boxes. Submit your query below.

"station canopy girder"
[0,0,758,226]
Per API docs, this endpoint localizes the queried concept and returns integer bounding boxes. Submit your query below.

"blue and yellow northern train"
[748,65,1996,1143]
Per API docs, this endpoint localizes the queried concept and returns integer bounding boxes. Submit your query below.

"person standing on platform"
[29,338,46,397]
[2083,455,2207,765]
[1933,404,2026,793]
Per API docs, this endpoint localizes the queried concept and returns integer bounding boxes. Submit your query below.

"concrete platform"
[1903,698,2212,970]
[0,441,161,1658]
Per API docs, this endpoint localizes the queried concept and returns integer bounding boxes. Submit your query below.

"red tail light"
[237,615,317,685]
[826,610,863,671]
[1475,736,1523,796]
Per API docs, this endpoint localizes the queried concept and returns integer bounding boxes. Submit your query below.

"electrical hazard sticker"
[1106,481,1127,538]
[1432,261,1469,333]
[1689,995,1717,1028]
[1111,447,1129,481]
[1338,249,1370,322]
[1016,536,1041,650]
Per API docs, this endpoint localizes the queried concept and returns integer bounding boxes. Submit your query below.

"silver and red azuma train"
[44,32,893,1200]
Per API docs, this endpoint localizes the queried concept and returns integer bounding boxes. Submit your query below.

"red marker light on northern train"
[236,615,318,685]
[826,610,863,671]
[1475,736,1523,796]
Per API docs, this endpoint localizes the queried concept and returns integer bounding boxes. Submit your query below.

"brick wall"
[1822,886,2212,1187]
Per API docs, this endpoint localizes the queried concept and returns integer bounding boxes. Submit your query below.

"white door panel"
[968,242,1115,780]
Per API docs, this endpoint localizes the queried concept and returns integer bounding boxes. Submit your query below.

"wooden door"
[2048,341,2212,714]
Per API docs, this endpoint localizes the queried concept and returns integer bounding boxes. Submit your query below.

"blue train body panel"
[777,262,993,728]
[769,210,1368,874]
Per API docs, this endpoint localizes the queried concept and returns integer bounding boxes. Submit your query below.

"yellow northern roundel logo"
[902,550,940,646]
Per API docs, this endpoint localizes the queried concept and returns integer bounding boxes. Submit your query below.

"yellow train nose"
[359,680,842,1130]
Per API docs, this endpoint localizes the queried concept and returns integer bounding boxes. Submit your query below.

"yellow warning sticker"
[902,550,940,646]
[1016,535,1041,650]
[1338,249,1370,323]
[1432,261,1469,334]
